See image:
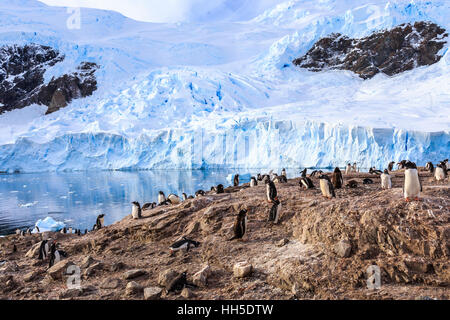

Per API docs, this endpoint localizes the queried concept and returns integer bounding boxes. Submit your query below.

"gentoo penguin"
[166,272,196,293]
[250,177,258,187]
[131,201,142,219]
[68,227,73,234]
[444,159,450,170]
[76,229,81,236]
[299,176,314,189]
[48,242,67,268]
[380,169,392,189]
[397,160,407,170]
[257,174,262,181]
[60,227,67,234]
[363,178,374,184]
[26,228,32,235]
[38,239,51,260]
[273,174,287,184]
[195,190,205,197]
[229,209,248,241]
[435,162,447,181]
[345,163,352,174]
[169,237,200,256]
[233,174,240,187]
[403,161,422,202]
[35,226,40,233]
[158,191,166,205]
[265,180,281,224]
[369,167,383,175]
[331,167,344,189]
[167,194,181,205]
[94,214,105,230]
[310,170,323,178]
[352,163,357,172]
[182,193,189,201]
[142,202,156,210]
[346,180,358,188]
[300,168,307,178]
[425,162,434,173]
[216,184,224,194]
[262,174,270,183]
[84,229,88,235]
[319,175,336,199]
[281,168,287,177]
[388,161,395,172]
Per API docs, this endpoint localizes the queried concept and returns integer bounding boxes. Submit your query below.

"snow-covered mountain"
[0,0,448,172]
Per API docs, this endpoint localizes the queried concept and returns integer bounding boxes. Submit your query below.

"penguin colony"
[11,159,448,294]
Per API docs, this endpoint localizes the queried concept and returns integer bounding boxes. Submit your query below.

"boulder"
[192,265,212,287]
[100,278,121,290]
[158,269,180,287]
[25,242,41,258]
[123,269,147,280]
[125,281,143,296]
[233,262,253,278]
[47,260,75,280]
[144,287,163,300]
[334,240,352,258]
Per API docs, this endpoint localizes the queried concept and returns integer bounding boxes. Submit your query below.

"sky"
[38,0,282,23]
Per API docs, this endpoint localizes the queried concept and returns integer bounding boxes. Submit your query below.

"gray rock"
[233,262,253,278]
[100,278,121,289]
[144,287,163,300]
[334,240,352,258]
[123,269,147,280]
[181,287,195,299]
[158,269,180,287]
[125,281,143,296]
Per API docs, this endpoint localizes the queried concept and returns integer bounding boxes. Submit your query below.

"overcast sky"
[38,0,280,23]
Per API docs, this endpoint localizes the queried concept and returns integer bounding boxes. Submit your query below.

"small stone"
[192,265,212,287]
[277,238,289,247]
[125,281,143,296]
[100,278,121,289]
[123,269,146,280]
[144,287,163,300]
[24,271,39,282]
[25,242,41,258]
[40,275,53,286]
[334,240,352,258]
[47,260,75,280]
[181,287,194,299]
[233,262,253,278]
[158,269,180,287]
[59,288,83,299]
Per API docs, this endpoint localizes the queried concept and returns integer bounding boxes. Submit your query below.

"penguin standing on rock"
[425,162,434,173]
[403,161,422,202]
[131,201,142,219]
[93,214,105,231]
[233,174,240,187]
[331,167,343,189]
[381,169,392,189]
[167,194,181,205]
[229,209,248,241]
[158,191,167,205]
[369,167,383,175]
[250,177,258,187]
[388,161,395,172]
[38,239,51,260]
[265,180,281,224]
[319,175,336,199]
[281,168,287,177]
[435,162,447,181]
[216,184,224,194]
[48,242,67,268]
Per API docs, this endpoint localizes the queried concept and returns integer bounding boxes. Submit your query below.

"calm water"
[0,169,294,236]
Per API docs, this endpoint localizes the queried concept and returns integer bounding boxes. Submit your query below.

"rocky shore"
[0,170,449,300]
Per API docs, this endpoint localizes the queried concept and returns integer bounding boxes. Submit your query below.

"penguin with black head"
[319,175,336,199]
[131,201,142,219]
[233,174,240,187]
[250,177,258,187]
[381,169,392,189]
[403,161,422,202]
[435,162,447,181]
[331,167,343,189]
[425,162,434,173]
[229,209,248,241]
[388,161,395,172]
[169,237,200,256]
[265,180,281,224]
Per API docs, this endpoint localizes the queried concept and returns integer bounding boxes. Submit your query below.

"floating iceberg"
[34,217,65,233]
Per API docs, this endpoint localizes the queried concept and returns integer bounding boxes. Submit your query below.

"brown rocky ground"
[0,170,449,300]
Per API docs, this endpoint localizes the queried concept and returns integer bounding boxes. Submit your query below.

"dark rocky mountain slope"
[293,22,448,79]
[0,44,98,115]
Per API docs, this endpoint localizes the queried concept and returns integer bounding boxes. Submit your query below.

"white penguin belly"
[404,169,420,198]
[54,251,61,264]
[381,174,392,189]
[131,205,140,219]
[435,167,445,181]
[320,179,331,198]
[158,194,165,204]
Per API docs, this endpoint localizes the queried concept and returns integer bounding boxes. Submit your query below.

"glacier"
[0,0,449,172]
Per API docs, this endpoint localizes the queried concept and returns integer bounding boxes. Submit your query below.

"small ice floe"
[18,201,38,208]
[34,216,65,233]
[10,190,19,193]
[60,196,68,199]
